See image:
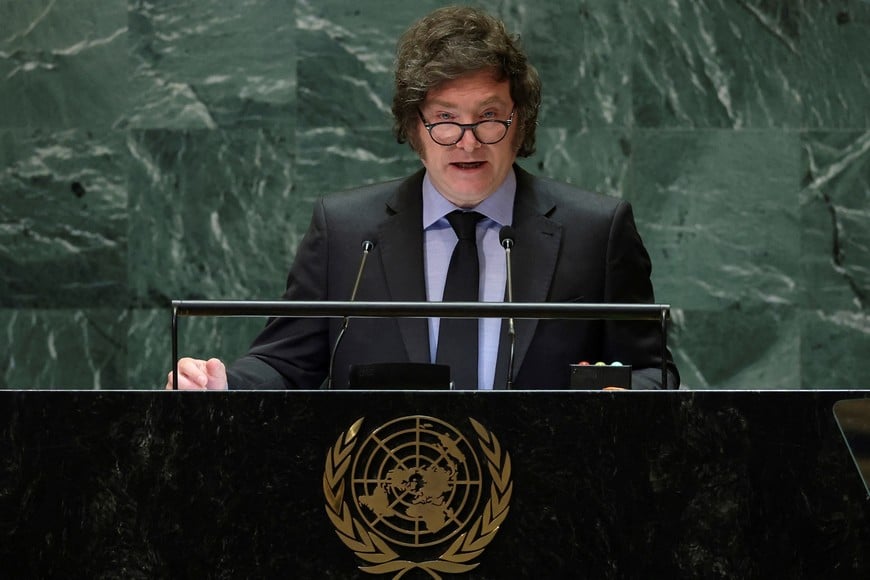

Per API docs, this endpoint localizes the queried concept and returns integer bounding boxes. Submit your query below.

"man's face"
[416,69,519,208]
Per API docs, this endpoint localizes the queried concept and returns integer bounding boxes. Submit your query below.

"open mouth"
[452,161,485,170]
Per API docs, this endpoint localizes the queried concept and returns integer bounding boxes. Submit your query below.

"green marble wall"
[1,0,868,389]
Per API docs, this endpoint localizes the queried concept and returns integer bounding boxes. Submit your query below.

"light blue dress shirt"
[422,169,516,390]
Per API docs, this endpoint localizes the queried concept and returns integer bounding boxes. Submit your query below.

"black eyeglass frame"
[417,109,515,146]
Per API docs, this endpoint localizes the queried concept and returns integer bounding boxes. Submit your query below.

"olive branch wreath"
[323,417,512,579]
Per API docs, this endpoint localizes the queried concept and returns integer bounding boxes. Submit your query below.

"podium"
[2,390,869,578]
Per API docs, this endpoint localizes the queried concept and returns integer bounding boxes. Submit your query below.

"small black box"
[348,363,451,390]
[569,364,632,389]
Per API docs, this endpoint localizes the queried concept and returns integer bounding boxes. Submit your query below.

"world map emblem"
[323,416,512,578]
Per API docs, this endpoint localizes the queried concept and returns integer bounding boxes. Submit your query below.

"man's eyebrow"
[425,96,509,109]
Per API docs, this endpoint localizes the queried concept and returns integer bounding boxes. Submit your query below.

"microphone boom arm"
[327,240,374,389]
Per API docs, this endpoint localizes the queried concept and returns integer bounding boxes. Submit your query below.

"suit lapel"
[377,170,431,363]
[493,167,562,389]
[374,167,563,382]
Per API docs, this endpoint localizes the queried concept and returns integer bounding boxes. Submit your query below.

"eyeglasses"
[418,109,514,146]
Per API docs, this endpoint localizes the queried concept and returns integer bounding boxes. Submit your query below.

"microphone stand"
[500,227,516,390]
[327,240,374,389]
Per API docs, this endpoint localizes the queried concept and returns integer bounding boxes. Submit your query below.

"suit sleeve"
[602,201,679,389]
[225,199,332,389]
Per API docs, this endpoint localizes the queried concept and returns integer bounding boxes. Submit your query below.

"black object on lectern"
[348,362,451,390]
[570,364,632,389]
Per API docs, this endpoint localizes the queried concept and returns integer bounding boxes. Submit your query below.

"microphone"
[327,239,375,389]
[499,226,516,390]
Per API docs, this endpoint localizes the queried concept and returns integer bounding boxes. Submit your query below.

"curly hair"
[392,6,541,158]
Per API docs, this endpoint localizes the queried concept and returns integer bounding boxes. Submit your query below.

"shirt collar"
[422,167,516,229]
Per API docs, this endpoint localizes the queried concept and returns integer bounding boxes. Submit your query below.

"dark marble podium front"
[2,390,868,578]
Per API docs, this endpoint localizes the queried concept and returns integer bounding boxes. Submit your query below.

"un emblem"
[324,416,512,578]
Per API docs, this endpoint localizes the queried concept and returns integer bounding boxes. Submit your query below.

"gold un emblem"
[323,416,513,578]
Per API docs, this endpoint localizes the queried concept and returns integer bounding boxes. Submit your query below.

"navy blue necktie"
[436,210,484,389]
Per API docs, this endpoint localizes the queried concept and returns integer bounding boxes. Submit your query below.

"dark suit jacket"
[227,166,679,390]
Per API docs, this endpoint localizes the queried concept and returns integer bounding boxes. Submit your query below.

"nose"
[455,127,481,152]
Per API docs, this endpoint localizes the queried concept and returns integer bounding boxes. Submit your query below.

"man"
[166,6,679,391]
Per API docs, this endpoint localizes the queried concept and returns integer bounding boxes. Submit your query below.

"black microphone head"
[362,239,375,252]
[499,226,515,249]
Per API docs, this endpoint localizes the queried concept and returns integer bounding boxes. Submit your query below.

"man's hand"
[165,357,228,390]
